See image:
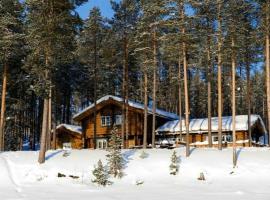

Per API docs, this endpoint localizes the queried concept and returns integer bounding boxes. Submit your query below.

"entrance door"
[97,139,108,149]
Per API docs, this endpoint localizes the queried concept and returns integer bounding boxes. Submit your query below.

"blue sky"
[77,0,120,19]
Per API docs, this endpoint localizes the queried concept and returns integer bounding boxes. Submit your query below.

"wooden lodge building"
[59,95,179,149]
[156,115,267,147]
[55,124,83,149]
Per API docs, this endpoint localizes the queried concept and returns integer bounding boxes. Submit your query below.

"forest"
[0,0,269,161]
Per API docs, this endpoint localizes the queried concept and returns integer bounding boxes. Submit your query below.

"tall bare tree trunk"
[38,98,49,164]
[143,65,148,149]
[122,35,128,149]
[0,63,7,151]
[178,53,182,142]
[125,36,129,149]
[179,1,190,157]
[217,0,223,150]
[232,37,237,167]
[152,27,157,148]
[266,1,270,147]
[93,28,98,150]
[47,87,52,150]
[246,56,252,147]
[207,33,212,148]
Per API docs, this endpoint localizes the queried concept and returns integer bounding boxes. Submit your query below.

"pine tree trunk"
[232,37,237,167]
[125,36,129,149]
[0,63,7,151]
[152,28,157,148]
[143,65,148,149]
[246,56,252,147]
[179,1,190,157]
[47,87,52,150]
[267,36,270,147]
[207,32,212,148]
[93,27,98,150]
[266,1,270,147]
[38,98,49,164]
[178,53,182,142]
[217,0,223,150]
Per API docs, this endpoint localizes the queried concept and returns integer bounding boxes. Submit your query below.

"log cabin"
[55,124,83,149]
[71,95,179,149]
[156,115,267,147]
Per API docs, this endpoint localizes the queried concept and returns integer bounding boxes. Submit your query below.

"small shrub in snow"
[57,173,66,178]
[169,150,179,175]
[139,151,148,159]
[92,160,111,186]
[106,126,124,178]
[197,172,206,181]
[135,179,144,185]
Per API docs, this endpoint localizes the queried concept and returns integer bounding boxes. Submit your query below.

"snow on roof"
[56,124,82,135]
[73,95,179,121]
[156,115,267,134]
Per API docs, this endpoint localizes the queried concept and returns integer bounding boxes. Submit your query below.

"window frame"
[101,116,111,127]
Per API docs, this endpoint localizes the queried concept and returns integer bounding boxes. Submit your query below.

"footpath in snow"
[0,147,270,200]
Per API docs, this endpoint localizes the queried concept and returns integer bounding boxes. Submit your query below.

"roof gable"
[73,95,179,122]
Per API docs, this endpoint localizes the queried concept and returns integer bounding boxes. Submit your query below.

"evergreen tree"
[25,0,86,163]
[169,150,179,175]
[106,126,123,178]
[92,159,111,186]
[78,7,106,149]
[0,0,24,151]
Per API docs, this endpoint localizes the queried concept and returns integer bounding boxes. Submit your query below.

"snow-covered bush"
[92,160,111,186]
[106,126,123,178]
[139,150,148,159]
[197,172,206,181]
[169,150,179,175]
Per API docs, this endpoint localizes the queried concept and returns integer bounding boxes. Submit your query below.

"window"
[97,139,108,149]
[212,136,219,142]
[101,116,111,127]
[115,115,122,125]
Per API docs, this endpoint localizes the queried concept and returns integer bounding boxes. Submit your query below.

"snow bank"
[1,148,270,200]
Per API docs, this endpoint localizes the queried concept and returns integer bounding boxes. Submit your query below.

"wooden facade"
[157,115,267,148]
[73,96,177,149]
[55,125,83,149]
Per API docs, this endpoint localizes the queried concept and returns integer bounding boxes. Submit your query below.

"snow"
[1,148,270,200]
[156,115,267,134]
[73,95,179,121]
[56,124,82,135]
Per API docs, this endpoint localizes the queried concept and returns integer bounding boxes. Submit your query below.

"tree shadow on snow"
[45,150,64,161]
[236,147,243,164]
[122,149,136,169]
[190,147,196,155]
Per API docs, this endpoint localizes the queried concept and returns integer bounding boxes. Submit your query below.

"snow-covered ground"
[0,147,270,200]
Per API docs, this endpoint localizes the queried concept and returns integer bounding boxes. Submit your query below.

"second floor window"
[101,116,111,127]
[115,115,122,125]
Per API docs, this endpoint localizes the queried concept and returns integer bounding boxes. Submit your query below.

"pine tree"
[25,0,86,163]
[78,7,106,149]
[169,150,179,175]
[0,0,24,151]
[92,159,111,186]
[111,0,140,148]
[106,126,123,178]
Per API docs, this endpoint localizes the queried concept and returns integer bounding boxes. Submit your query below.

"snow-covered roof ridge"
[73,95,179,120]
[156,115,267,134]
[56,124,82,135]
